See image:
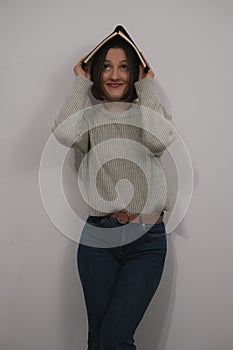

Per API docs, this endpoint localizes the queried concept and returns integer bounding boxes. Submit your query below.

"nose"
[110,67,120,80]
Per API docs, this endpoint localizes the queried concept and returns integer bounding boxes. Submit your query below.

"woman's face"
[101,48,130,102]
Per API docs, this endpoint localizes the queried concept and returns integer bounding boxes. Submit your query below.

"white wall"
[1,0,233,349]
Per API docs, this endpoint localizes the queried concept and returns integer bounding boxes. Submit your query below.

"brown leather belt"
[110,209,164,225]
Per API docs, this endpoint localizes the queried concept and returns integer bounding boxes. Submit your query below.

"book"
[81,25,150,73]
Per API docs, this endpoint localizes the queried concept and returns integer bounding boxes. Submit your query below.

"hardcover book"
[82,25,150,73]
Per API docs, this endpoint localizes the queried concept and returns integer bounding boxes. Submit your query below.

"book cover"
[82,25,150,73]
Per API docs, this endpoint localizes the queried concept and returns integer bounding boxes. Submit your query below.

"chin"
[104,88,127,102]
[106,95,124,102]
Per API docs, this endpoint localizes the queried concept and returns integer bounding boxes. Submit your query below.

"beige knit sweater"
[52,76,174,216]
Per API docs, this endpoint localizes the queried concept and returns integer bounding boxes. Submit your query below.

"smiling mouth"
[107,83,123,88]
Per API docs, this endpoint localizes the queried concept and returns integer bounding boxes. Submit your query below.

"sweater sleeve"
[134,78,172,120]
[134,78,174,156]
[51,76,94,152]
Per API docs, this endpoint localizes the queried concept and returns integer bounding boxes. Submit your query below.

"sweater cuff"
[134,78,156,97]
[72,75,93,93]
[134,78,161,110]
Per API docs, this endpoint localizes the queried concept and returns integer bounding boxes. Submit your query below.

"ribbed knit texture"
[52,76,174,216]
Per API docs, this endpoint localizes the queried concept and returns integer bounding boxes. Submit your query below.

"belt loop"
[139,213,145,226]
[139,213,142,225]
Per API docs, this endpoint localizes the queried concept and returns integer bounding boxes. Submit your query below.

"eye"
[103,63,111,71]
[120,64,129,71]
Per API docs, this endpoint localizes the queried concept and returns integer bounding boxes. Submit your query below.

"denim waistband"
[89,211,164,220]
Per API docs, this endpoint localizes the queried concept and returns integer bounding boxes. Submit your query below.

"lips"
[107,83,123,88]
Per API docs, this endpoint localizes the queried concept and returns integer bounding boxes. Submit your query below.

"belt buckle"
[117,209,129,224]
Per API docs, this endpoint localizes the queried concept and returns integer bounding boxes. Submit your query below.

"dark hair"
[90,37,140,102]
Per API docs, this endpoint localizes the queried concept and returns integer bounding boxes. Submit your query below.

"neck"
[104,101,130,112]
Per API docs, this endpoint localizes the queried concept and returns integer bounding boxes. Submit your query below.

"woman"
[52,31,174,350]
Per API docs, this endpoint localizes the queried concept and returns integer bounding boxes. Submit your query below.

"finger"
[86,60,92,71]
[138,64,145,80]
[139,64,144,73]
[74,55,88,68]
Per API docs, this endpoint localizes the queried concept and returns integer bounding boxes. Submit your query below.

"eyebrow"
[104,59,128,62]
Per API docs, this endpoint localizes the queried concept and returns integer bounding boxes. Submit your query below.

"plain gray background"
[1,0,233,349]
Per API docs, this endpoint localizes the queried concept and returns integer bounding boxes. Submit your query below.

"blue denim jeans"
[77,214,167,350]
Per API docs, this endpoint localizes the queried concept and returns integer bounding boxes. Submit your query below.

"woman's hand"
[138,54,155,81]
[73,57,91,80]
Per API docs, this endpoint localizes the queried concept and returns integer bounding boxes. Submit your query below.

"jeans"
[77,214,167,350]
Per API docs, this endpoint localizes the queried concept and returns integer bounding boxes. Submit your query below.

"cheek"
[102,74,107,84]
[124,75,130,87]
[124,74,130,85]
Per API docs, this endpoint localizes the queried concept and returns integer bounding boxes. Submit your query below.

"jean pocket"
[86,216,104,227]
[145,222,166,237]
[101,215,123,227]
[86,215,122,228]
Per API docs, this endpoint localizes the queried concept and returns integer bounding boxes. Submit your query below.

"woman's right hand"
[73,57,91,80]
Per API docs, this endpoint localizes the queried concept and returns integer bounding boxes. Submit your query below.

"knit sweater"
[52,76,175,216]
